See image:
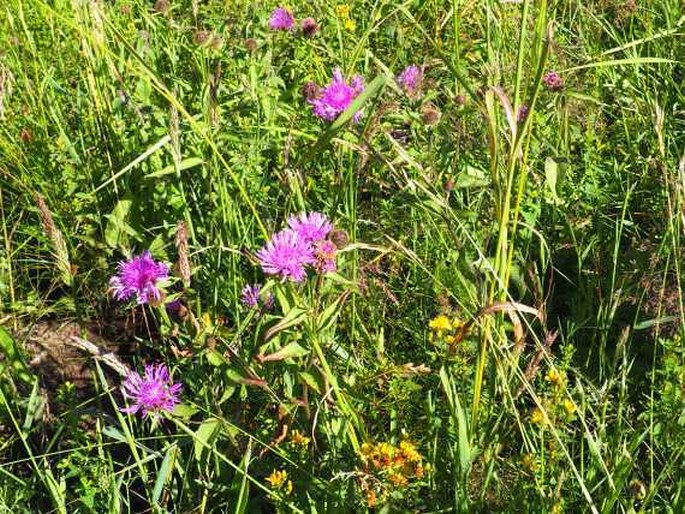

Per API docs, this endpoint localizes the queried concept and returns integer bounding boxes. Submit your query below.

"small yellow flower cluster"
[266,469,293,495]
[358,439,427,507]
[428,314,466,346]
[290,429,310,449]
[335,4,356,31]
[530,367,577,427]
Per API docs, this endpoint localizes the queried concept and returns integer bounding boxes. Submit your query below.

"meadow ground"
[0,0,684,512]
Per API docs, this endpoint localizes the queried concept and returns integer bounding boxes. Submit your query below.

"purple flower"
[241,283,274,310]
[308,68,364,122]
[287,211,333,244]
[268,7,295,31]
[109,251,169,305]
[397,65,423,96]
[543,71,563,91]
[517,104,529,122]
[300,17,319,36]
[314,239,337,274]
[257,229,315,282]
[121,363,182,418]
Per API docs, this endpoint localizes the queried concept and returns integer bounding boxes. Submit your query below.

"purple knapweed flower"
[109,251,169,305]
[241,283,274,310]
[314,239,337,274]
[308,68,364,122]
[257,229,315,282]
[300,17,319,36]
[121,363,182,418]
[397,65,423,96]
[287,211,333,244]
[543,71,563,91]
[268,7,295,31]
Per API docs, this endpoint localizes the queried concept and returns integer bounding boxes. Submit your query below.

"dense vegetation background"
[0,0,684,512]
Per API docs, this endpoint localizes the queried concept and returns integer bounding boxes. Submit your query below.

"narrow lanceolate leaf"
[261,306,309,343]
[152,445,176,504]
[194,417,222,462]
[257,342,309,363]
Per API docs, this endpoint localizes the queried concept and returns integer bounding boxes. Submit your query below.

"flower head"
[397,65,423,96]
[121,363,182,418]
[268,7,295,31]
[308,68,364,122]
[241,283,274,310]
[300,17,319,36]
[543,71,563,91]
[314,239,337,274]
[287,211,333,243]
[109,251,169,305]
[257,229,315,282]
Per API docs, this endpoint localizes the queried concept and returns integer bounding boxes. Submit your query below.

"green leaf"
[104,197,138,249]
[23,378,46,431]
[0,327,33,384]
[261,307,309,343]
[152,445,176,504]
[194,417,222,461]
[145,157,204,179]
[258,342,309,363]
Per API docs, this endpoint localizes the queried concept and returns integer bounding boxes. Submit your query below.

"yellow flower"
[521,453,537,472]
[389,471,408,487]
[290,429,310,448]
[546,368,566,388]
[551,503,564,514]
[343,18,356,31]
[429,314,452,333]
[399,440,422,463]
[562,398,576,416]
[266,469,289,489]
[530,407,545,425]
[335,5,350,17]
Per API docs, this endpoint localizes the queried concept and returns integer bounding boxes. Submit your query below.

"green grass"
[0,0,684,511]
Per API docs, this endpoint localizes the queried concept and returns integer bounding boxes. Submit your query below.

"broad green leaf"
[104,197,137,249]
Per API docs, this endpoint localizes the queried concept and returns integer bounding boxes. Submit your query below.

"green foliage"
[0,0,683,511]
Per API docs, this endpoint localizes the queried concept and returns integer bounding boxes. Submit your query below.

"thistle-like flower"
[397,65,423,96]
[543,71,563,91]
[121,363,182,418]
[287,211,333,243]
[268,7,295,31]
[109,251,169,305]
[257,229,315,282]
[308,68,364,122]
[241,283,274,310]
[314,239,337,274]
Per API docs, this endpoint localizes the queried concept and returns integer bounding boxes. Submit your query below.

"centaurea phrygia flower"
[287,211,333,244]
[268,7,295,31]
[241,283,274,310]
[109,251,168,305]
[257,229,315,282]
[543,71,563,91]
[121,363,182,418]
[314,239,337,274]
[308,68,364,122]
[397,65,423,96]
[300,17,319,36]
